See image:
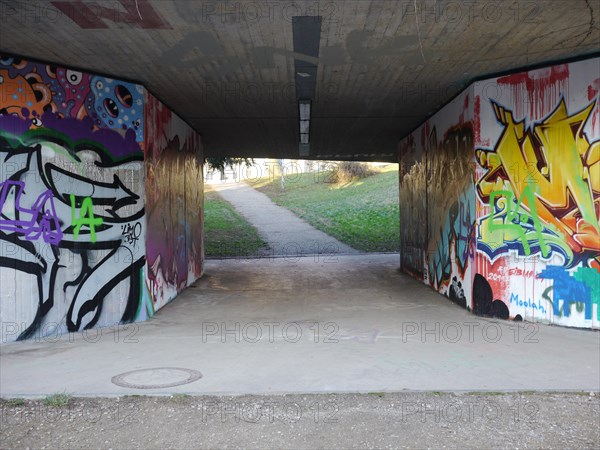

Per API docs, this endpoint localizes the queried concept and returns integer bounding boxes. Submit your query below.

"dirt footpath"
[1,392,598,449]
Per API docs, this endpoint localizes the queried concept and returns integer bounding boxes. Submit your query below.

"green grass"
[3,398,26,406]
[42,392,70,407]
[169,393,190,403]
[368,392,386,397]
[250,165,399,252]
[204,187,267,257]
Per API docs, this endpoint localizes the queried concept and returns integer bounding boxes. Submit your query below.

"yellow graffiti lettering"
[477,99,600,265]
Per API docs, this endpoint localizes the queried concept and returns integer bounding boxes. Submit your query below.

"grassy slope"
[250,165,399,252]
[204,187,267,257]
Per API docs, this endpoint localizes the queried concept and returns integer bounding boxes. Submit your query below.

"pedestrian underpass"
[0,2,599,399]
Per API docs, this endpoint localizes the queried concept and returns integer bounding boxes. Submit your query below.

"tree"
[204,157,253,174]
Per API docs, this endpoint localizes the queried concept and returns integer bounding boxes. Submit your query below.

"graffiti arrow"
[45,163,139,218]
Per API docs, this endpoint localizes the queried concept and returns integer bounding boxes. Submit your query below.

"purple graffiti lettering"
[0,180,63,245]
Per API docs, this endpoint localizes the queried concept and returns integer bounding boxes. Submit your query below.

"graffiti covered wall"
[0,56,149,341]
[399,126,427,278]
[0,56,203,342]
[399,88,477,308]
[399,57,600,329]
[144,92,203,310]
[473,58,599,328]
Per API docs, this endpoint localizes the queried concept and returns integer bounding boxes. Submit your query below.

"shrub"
[43,392,70,407]
[331,161,374,183]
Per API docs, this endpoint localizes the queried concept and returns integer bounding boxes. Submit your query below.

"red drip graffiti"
[497,64,570,120]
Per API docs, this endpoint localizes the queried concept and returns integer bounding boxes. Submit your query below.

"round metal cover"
[111,367,202,389]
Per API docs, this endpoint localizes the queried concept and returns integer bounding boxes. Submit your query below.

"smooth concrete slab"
[1,254,599,398]
[210,181,358,256]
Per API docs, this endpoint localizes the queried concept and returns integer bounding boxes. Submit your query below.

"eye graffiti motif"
[115,84,133,107]
[66,70,83,85]
[88,76,144,140]
[104,97,119,118]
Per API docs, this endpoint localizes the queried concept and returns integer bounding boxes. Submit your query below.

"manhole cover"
[111,367,202,389]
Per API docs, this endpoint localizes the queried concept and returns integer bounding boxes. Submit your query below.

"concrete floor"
[1,254,599,398]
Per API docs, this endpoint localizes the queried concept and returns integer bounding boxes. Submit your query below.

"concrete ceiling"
[1,0,599,161]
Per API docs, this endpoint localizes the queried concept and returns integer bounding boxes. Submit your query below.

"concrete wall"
[473,58,599,328]
[144,92,204,310]
[399,87,476,310]
[399,57,600,329]
[0,56,203,342]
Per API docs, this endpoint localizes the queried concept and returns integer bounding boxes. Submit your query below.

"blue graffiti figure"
[428,186,475,289]
[539,265,597,320]
[87,76,144,141]
[574,267,600,321]
[453,187,475,269]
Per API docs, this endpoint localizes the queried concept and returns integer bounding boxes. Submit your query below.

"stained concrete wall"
[144,91,204,310]
[399,57,600,329]
[0,55,203,342]
[399,87,476,310]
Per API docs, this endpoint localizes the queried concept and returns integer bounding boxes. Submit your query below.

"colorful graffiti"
[0,56,159,341]
[0,56,144,136]
[426,123,475,300]
[399,92,477,310]
[1,55,204,342]
[0,114,146,339]
[399,57,599,329]
[473,60,600,328]
[539,266,600,321]
[144,93,203,310]
[476,99,600,269]
[0,56,203,339]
